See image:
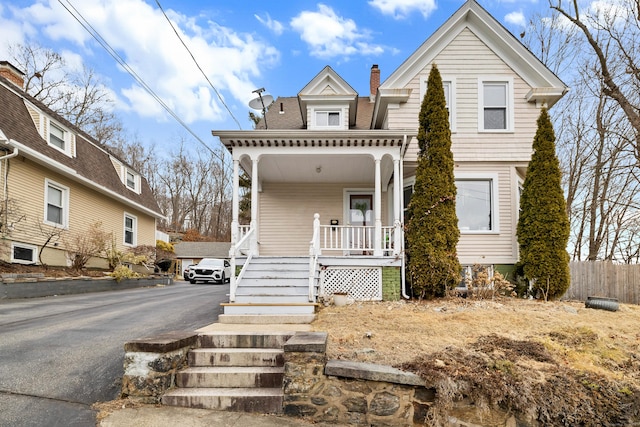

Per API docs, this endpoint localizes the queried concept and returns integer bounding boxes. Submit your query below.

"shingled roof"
[0,75,162,218]
[256,96,375,130]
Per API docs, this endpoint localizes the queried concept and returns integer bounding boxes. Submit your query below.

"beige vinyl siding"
[3,157,155,265]
[25,103,41,131]
[392,28,540,164]
[455,162,518,265]
[259,182,389,255]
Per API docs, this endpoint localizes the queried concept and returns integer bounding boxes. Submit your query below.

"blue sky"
[0,0,548,157]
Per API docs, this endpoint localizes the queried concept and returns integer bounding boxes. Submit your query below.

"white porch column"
[393,158,401,256]
[231,159,240,245]
[374,157,382,256]
[250,156,259,255]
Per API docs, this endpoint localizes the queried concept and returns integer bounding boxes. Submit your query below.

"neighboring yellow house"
[211,0,568,315]
[0,61,164,269]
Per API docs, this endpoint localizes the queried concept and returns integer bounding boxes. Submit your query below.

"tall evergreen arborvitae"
[517,108,570,300]
[406,64,460,299]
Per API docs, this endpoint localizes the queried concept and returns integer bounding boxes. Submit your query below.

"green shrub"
[110,265,141,282]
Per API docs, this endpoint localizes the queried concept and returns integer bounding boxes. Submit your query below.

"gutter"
[0,130,19,235]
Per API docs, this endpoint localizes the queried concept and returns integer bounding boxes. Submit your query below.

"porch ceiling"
[258,154,378,183]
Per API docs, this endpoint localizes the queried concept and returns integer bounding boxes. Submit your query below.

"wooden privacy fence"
[564,261,640,305]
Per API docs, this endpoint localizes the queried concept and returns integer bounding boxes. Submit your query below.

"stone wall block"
[343,396,368,413]
[370,390,401,416]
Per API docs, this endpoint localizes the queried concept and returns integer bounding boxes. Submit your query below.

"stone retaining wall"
[122,331,533,426]
[0,274,173,299]
[283,332,435,425]
[121,332,198,403]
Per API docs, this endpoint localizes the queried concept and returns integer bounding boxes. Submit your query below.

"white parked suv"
[187,258,231,284]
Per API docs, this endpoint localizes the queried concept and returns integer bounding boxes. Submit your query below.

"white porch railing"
[317,223,396,254]
[229,226,254,302]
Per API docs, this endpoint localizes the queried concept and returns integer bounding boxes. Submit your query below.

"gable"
[298,66,359,128]
[379,0,566,104]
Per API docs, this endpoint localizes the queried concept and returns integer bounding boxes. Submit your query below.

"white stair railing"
[308,213,321,302]
[229,227,254,302]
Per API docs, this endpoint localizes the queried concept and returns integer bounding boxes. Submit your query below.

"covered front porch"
[214,130,414,311]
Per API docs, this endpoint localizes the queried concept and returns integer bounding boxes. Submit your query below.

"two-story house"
[212,0,567,319]
[0,61,164,269]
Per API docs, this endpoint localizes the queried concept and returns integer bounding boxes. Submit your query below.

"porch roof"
[213,130,416,150]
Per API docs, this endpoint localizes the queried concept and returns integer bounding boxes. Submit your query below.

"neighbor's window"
[315,111,341,127]
[11,242,37,264]
[126,170,136,190]
[45,180,68,227]
[456,179,493,231]
[124,213,137,246]
[481,81,510,131]
[49,122,65,150]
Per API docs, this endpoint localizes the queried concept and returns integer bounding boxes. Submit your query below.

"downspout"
[0,133,19,235]
[400,134,410,299]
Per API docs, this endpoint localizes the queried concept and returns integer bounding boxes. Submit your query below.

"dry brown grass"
[311,297,640,425]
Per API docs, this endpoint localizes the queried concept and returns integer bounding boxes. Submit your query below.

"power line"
[155,0,242,130]
[57,0,225,160]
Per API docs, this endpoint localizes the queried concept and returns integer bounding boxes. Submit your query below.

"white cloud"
[368,0,437,19]
[290,4,385,59]
[505,11,526,26]
[0,0,279,126]
[255,13,284,36]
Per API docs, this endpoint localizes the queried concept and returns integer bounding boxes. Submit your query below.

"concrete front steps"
[223,256,319,317]
[161,331,295,414]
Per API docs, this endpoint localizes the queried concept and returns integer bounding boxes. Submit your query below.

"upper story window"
[126,170,136,190]
[315,110,341,128]
[49,122,66,150]
[456,175,499,233]
[44,179,69,228]
[479,79,513,132]
[124,213,137,246]
[421,76,456,131]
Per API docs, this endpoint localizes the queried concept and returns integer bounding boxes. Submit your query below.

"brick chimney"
[369,64,380,102]
[0,61,25,90]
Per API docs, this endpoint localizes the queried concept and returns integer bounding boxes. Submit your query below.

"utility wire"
[155,0,242,130]
[57,0,225,160]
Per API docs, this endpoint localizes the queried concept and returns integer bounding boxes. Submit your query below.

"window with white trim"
[11,242,37,264]
[456,178,497,232]
[314,110,341,128]
[124,213,137,246]
[126,170,137,190]
[479,80,512,131]
[421,76,456,131]
[45,179,69,228]
[49,122,66,150]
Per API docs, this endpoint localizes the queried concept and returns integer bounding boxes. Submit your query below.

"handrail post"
[393,220,402,256]
[309,213,321,302]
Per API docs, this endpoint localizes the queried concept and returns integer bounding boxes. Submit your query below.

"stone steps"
[162,331,295,414]
[162,387,284,413]
[188,348,284,367]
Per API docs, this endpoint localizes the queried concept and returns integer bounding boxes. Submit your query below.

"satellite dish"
[248,94,274,110]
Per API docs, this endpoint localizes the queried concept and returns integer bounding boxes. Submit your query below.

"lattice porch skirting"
[321,267,382,301]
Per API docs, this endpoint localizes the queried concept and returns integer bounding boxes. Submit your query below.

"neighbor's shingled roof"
[0,75,162,217]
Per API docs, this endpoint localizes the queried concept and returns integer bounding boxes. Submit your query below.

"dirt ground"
[312,297,640,425]
[0,261,108,277]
